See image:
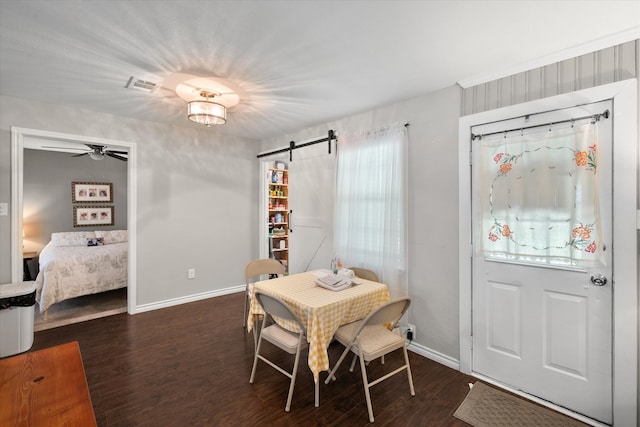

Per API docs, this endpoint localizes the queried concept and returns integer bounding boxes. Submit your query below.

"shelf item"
[267,164,289,272]
[270,167,288,185]
[272,227,286,236]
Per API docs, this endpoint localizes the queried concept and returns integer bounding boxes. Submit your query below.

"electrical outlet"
[187,268,196,279]
[407,324,416,341]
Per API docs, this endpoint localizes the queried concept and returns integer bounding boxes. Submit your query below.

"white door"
[471,100,612,424]
[287,142,335,274]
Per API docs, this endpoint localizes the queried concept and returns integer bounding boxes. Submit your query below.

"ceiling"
[1,1,639,141]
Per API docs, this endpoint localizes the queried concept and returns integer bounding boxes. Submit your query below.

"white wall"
[0,134,10,283]
[260,86,463,361]
[0,88,464,363]
[23,149,128,253]
[0,95,259,306]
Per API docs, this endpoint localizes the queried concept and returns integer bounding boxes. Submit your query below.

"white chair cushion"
[335,322,405,362]
[334,320,362,343]
[261,323,307,354]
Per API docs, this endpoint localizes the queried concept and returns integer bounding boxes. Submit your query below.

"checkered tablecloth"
[247,271,390,381]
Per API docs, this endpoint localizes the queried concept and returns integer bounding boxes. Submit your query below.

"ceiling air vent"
[125,76,158,93]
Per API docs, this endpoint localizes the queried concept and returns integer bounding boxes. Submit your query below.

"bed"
[35,230,128,317]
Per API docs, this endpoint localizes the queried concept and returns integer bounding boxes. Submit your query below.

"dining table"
[247,269,391,383]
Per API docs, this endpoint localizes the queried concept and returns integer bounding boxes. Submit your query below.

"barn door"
[287,142,335,273]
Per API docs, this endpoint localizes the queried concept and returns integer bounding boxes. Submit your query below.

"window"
[476,122,605,269]
[335,124,408,296]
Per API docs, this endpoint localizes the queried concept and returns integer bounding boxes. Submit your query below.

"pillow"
[94,229,128,244]
[51,231,97,247]
[87,237,104,246]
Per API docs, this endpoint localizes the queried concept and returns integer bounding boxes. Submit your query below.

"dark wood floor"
[29,292,476,426]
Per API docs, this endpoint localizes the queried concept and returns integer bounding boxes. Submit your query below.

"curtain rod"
[257,129,336,161]
[257,122,409,161]
[471,110,609,141]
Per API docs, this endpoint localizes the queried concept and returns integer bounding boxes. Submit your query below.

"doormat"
[454,382,588,427]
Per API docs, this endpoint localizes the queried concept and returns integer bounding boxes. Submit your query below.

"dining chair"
[249,291,318,411]
[325,298,415,423]
[349,267,379,282]
[243,258,285,328]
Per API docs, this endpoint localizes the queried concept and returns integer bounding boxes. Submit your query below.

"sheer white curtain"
[334,124,408,297]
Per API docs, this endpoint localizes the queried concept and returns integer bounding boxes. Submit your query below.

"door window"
[476,122,605,269]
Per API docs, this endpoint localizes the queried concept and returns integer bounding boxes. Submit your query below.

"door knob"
[590,274,607,286]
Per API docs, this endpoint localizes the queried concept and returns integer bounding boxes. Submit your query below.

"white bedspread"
[35,241,128,313]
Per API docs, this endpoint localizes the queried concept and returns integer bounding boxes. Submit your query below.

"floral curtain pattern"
[478,122,604,267]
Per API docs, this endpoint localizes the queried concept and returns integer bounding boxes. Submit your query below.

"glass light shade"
[187,100,227,126]
[89,152,105,160]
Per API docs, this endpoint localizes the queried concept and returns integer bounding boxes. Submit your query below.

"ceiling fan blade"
[108,150,128,155]
[72,152,89,157]
[107,152,127,161]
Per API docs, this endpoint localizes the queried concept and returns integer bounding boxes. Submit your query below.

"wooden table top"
[0,341,97,426]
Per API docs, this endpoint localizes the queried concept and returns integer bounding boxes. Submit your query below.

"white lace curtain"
[334,124,408,297]
[477,121,604,268]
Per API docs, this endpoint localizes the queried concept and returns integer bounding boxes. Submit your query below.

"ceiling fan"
[42,143,128,161]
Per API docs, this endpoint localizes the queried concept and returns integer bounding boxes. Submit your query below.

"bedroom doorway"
[10,127,138,326]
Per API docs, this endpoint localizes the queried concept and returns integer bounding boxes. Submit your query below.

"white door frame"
[258,158,272,260]
[458,80,638,426]
[10,127,138,314]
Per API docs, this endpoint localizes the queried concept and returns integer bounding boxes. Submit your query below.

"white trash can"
[0,281,37,358]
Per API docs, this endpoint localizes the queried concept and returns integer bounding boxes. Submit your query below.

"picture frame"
[73,205,114,227]
[72,182,113,203]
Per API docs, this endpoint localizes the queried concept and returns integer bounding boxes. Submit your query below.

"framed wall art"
[72,182,113,203]
[74,206,114,227]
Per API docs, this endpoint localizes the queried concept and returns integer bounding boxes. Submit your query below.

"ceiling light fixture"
[89,152,105,160]
[187,90,227,126]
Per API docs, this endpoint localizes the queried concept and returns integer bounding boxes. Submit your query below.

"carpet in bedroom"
[34,288,127,331]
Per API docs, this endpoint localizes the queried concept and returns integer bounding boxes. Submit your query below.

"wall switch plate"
[188,268,196,279]
[0,202,7,216]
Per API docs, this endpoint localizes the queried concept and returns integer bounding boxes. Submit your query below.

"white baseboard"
[408,341,460,371]
[134,285,245,314]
